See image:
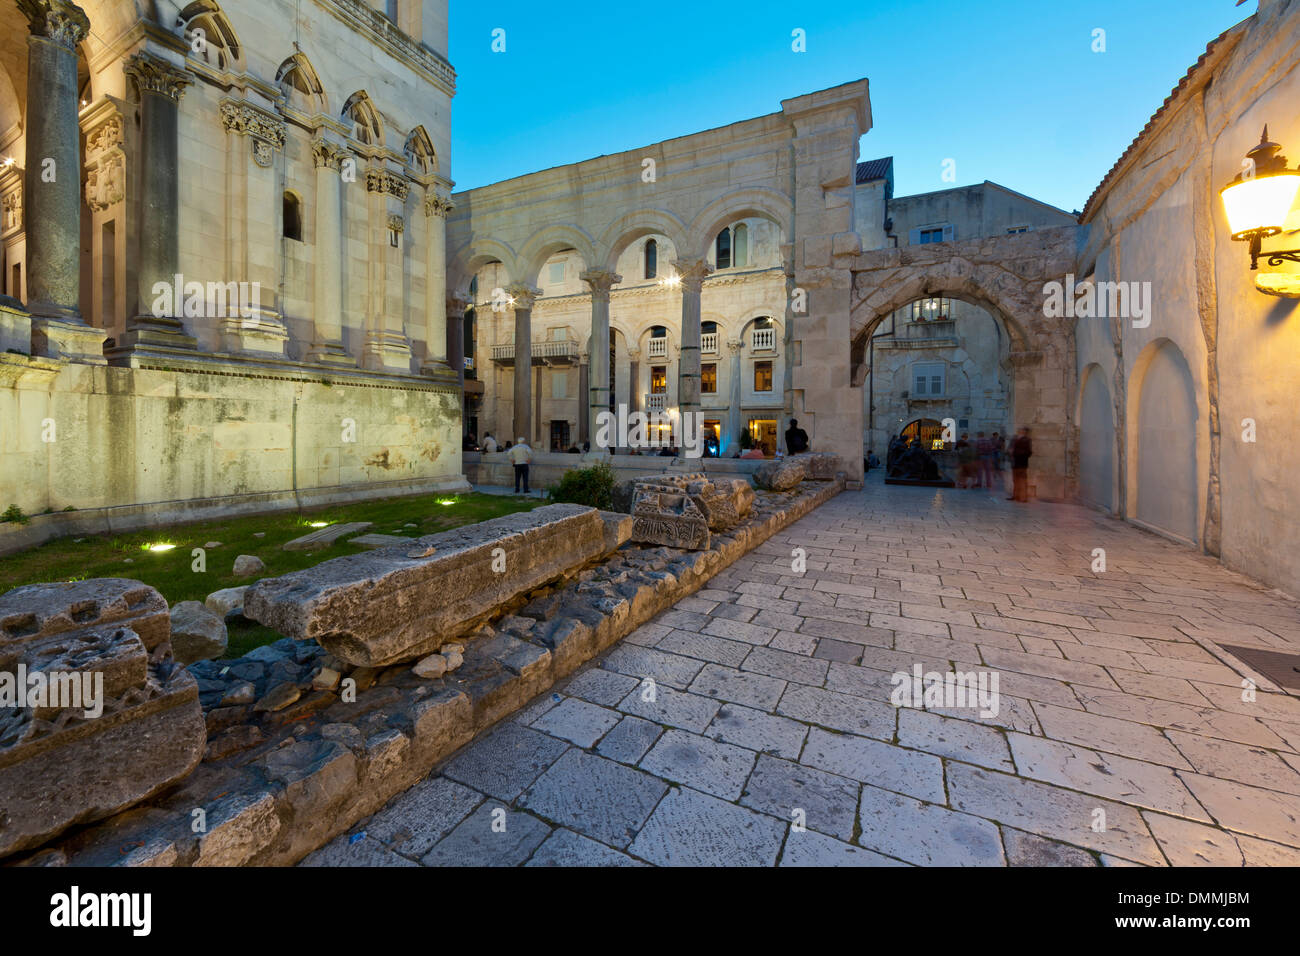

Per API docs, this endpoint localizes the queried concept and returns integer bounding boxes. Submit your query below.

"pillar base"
[30,316,107,365]
[219,311,288,357]
[105,315,198,365]
[306,340,356,367]
[362,330,413,372]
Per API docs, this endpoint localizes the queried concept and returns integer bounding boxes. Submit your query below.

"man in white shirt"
[482,433,498,453]
[506,438,532,493]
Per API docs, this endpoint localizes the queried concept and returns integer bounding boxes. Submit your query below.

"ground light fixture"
[1221,126,1300,296]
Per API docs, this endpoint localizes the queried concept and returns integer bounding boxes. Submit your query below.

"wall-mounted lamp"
[1221,126,1300,271]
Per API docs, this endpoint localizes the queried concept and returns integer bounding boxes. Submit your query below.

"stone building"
[0,0,466,540]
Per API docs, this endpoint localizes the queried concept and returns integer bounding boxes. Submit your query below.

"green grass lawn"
[0,492,544,658]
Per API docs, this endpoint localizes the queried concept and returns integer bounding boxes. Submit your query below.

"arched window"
[644,238,657,280]
[341,91,382,147]
[276,54,327,114]
[283,192,303,242]
[715,227,731,270]
[177,2,241,71]
[404,126,436,176]
[733,223,748,268]
[701,321,717,335]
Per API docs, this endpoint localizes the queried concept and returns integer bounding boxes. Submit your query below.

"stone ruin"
[612,472,757,551]
[0,579,206,858]
[754,452,843,491]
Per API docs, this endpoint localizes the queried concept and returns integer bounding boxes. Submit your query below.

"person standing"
[785,418,809,455]
[1008,427,1033,503]
[976,431,994,489]
[507,437,533,494]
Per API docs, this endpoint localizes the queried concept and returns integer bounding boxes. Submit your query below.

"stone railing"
[751,327,776,351]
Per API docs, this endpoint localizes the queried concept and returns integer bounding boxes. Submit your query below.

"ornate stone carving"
[387,214,405,234]
[86,116,123,157]
[365,168,410,200]
[311,138,350,171]
[1,191,21,232]
[504,283,540,311]
[84,110,126,212]
[423,193,454,218]
[580,269,622,300]
[672,258,713,293]
[18,0,89,49]
[124,52,192,102]
[220,101,286,168]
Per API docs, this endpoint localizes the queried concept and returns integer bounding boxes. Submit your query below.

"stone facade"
[0,0,466,528]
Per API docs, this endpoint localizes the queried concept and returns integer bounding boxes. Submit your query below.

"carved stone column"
[362,167,413,370]
[19,0,105,362]
[506,283,539,443]
[673,258,712,421]
[580,269,620,447]
[727,339,744,449]
[112,51,196,361]
[308,137,352,365]
[446,293,467,393]
[219,98,288,355]
[422,192,452,371]
[81,100,126,340]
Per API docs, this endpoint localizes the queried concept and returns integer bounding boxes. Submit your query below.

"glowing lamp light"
[145,543,176,552]
[308,521,330,527]
[1220,127,1300,287]
[438,498,456,506]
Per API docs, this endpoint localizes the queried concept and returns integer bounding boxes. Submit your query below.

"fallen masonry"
[243,504,632,668]
[12,478,840,866]
[0,579,206,858]
[614,472,756,550]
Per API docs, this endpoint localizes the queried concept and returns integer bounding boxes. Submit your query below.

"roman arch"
[848,226,1080,500]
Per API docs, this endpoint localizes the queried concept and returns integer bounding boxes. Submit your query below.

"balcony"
[701,332,718,354]
[647,337,668,359]
[644,393,668,412]
[751,328,776,351]
[490,340,580,366]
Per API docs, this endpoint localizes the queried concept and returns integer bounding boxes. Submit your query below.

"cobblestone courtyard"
[306,482,1300,867]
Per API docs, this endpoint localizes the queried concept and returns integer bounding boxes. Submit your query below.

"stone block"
[630,488,710,550]
[613,472,752,532]
[282,522,373,551]
[791,452,842,480]
[0,580,205,860]
[349,533,414,549]
[169,601,228,664]
[754,457,807,491]
[244,504,611,666]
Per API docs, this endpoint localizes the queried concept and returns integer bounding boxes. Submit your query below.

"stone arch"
[276,52,327,115]
[685,187,794,260]
[1128,338,1200,543]
[598,208,690,273]
[403,125,436,176]
[175,0,243,72]
[447,237,519,299]
[1077,362,1115,512]
[340,90,382,148]
[516,224,597,287]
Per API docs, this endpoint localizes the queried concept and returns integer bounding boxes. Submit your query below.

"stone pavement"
[304,482,1300,866]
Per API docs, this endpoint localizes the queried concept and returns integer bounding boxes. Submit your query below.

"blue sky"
[446,0,1251,212]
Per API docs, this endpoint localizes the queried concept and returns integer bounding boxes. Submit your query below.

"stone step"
[349,533,415,549]
[282,522,373,551]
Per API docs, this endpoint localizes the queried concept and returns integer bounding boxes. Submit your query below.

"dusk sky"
[447,0,1251,212]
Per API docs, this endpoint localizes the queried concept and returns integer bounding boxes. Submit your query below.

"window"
[283,192,303,242]
[754,360,773,392]
[651,366,667,394]
[464,309,476,379]
[1006,224,1030,235]
[644,239,657,279]
[701,363,717,393]
[388,226,400,248]
[733,223,748,268]
[918,228,944,244]
[909,298,950,321]
[552,369,567,398]
[385,0,398,21]
[177,2,241,71]
[715,227,731,270]
[548,261,564,284]
[912,362,945,397]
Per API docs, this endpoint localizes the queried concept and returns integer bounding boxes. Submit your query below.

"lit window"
[701,364,717,393]
[754,360,773,392]
[910,298,950,321]
[1006,225,1029,234]
[651,366,667,394]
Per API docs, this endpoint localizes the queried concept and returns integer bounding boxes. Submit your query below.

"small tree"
[738,428,753,451]
[549,460,615,510]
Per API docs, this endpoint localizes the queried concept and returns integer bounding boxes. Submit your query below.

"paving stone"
[710,602,758,622]
[601,643,706,690]
[562,667,640,707]
[897,708,1014,772]
[769,630,820,655]
[618,683,721,733]
[1001,828,1099,867]
[778,684,897,740]
[857,783,1005,866]
[1141,812,1247,866]
[524,828,646,867]
[1176,771,1300,848]
[654,629,753,667]
[801,727,945,803]
[705,703,808,760]
[689,662,786,710]
[629,787,785,866]
[741,753,860,841]
[1165,730,1300,795]
[530,696,622,748]
[1032,701,1194,768]
[441,723,569,802]
[639,729,757,800]
[596,715,665,765]
[741,645,830,686]
[779,829,909,867]
[520,750,669,848]
[300,832,420,866]
[814,638,864,664]
[422,804,551,867]
[362,775,484,857]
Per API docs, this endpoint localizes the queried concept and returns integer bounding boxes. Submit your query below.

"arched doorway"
[1077,365,1114,511]
[901,418,945,448]
[1133,341,1199,543]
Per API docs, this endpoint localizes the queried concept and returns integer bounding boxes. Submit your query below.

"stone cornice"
[18,0,89,49]
[315,0,456,97]
[124,52,192,102]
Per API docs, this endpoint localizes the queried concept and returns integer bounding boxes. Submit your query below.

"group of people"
[877,427,1034,502]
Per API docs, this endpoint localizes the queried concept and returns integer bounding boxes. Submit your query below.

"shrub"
[1,504,29,525]
[549,460,615,510]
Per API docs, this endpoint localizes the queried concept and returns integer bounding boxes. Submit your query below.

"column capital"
[311,137,350,171]
[124,51,192,103]
[424,192,454,218]
[727,339,743,353]
[366,167,410,201]
[672,258,712,293]
[579,270,622,299]
[446,293,470,317]
[505,284,541,311]
[18,0,88,49]
[221,99,286,168]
